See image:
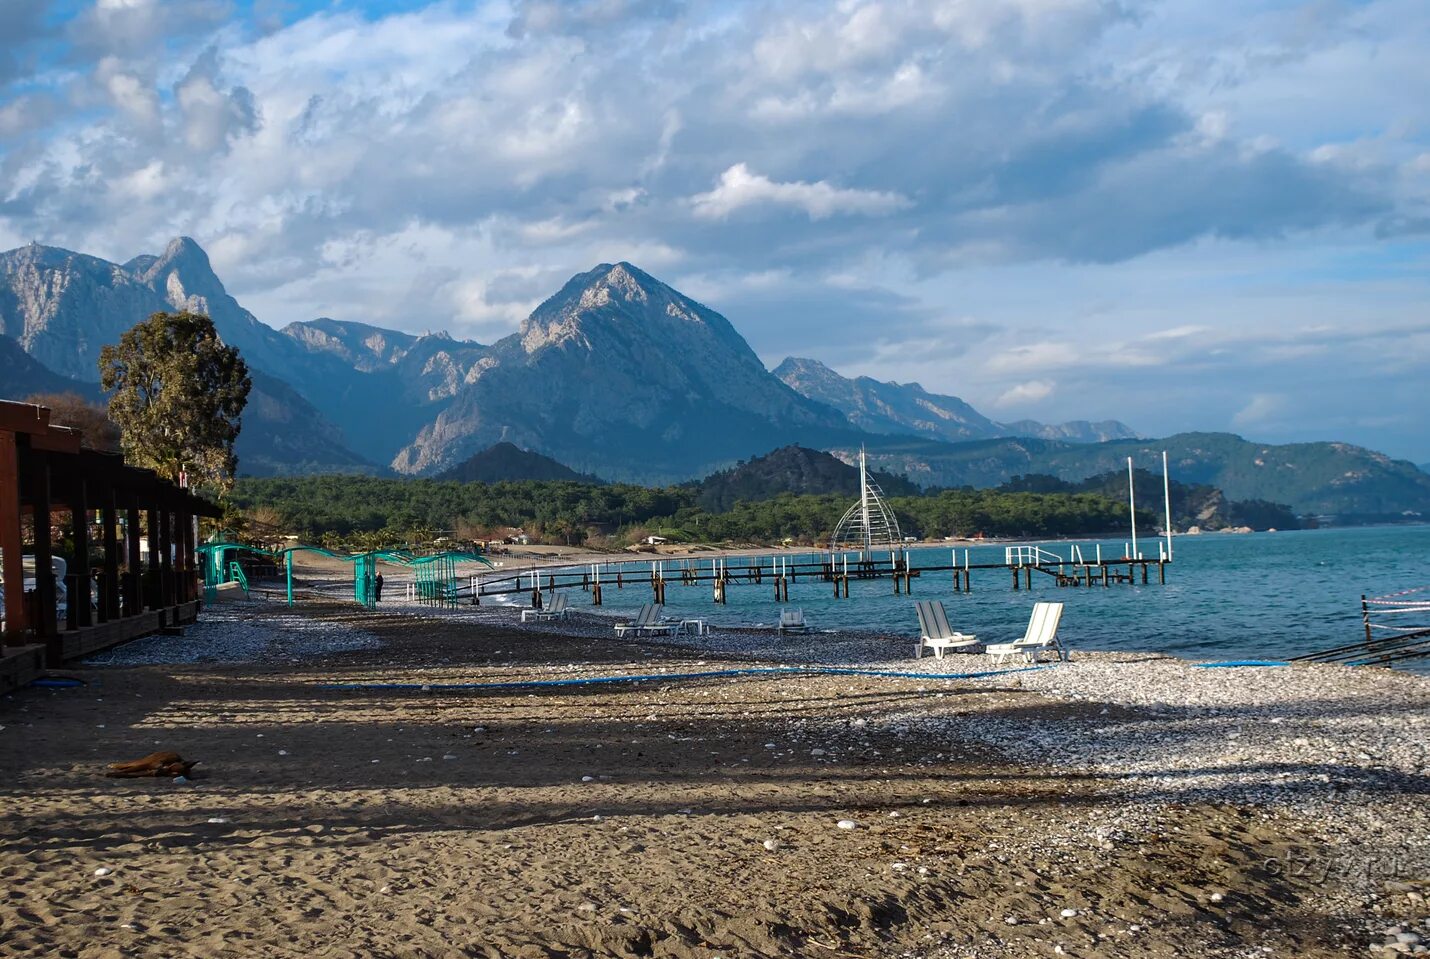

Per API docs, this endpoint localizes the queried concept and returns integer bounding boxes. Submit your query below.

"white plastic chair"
[520,593,569,623]
[987,602,1066,664]
[914,600,978,658]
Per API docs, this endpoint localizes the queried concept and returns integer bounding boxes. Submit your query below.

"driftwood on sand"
[106,751,199,778]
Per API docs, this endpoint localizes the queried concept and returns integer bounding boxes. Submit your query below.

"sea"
[570,525,1430,669]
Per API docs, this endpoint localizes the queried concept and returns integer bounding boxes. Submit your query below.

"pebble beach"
[0,597,1425,958]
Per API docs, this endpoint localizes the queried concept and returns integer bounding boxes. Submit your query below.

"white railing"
[1005,545,1064,566]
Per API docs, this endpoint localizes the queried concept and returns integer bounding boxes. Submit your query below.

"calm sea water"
[578,526,1430,667]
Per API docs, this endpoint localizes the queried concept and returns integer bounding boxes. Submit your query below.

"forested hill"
[437,442,602,484]
[692,445,919,512]
[856,431,1430,519]
[229,472,1148,548]
[999,470,1301,531]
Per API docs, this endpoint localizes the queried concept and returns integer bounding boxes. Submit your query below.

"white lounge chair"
[914,600,979,658]
[986,602,1066,665]
[520,593,570,623]
[777,608,811,634]
[614,603,678,637]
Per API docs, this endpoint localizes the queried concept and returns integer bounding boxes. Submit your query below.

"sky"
[2,0,1428,462]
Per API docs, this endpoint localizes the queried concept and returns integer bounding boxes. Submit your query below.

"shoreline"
[4,599,1425,958]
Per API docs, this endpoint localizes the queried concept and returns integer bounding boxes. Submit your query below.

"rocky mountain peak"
[132,235,224,303]
[774,356,844,388]
[517,261,754,360]
[578,262,650,309]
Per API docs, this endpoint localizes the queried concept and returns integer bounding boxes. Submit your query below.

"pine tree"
[100,311,251,493]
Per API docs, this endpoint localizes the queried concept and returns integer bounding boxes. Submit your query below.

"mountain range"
[2,236,1427,520]
[773,357,1136,444]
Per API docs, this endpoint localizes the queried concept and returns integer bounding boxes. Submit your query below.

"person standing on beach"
[374,572,384,604]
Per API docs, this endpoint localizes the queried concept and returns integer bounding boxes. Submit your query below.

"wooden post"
[31,455,58,656]
[1362,595,1372,645]
[1158,562,1166,585]
[125,505,142,614]
[71,477,91,627]
[144,508,158,608]
[159,508,174,608]
[1102,566,1110,588]
[1025,566,1032,590]
[0,431,25,641]
[102,492,119,621]
[1012,566,1020,590]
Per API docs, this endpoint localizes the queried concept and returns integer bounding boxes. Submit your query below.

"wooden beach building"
[0,399,221,692]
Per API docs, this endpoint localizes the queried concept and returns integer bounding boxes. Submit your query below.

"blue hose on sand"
[320,663,1051,692]
[1193,660,1290,669]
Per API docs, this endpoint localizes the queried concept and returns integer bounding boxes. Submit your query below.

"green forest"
[230,474,1149,549]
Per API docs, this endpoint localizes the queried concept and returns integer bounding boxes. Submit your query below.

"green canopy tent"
[195,540,278,595]
[276,546,492,609]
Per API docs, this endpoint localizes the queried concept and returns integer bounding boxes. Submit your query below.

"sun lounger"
[777,608,811,634]
[614,603,678,637]
[986,602,1066,665]
[913,600,979,658]
[520,593,569,623]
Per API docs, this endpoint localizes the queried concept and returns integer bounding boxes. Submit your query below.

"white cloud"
[0,0,1429,458]
[996,380,1056,406]
[690,164,912,221]
[1232,393,1287,427]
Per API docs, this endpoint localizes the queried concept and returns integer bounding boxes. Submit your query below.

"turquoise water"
[589,526,1430,666]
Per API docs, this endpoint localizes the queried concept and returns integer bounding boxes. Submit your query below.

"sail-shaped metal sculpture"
[829,447,902,556]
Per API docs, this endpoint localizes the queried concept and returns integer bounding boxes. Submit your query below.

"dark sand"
[0,603,1422,958]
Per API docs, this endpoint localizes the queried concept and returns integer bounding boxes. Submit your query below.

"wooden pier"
[461,545,1172,609]
[1293,587,1430,668]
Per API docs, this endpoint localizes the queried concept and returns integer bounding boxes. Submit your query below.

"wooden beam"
[0,402,49,434]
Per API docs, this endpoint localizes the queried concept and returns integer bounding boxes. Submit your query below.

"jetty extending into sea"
[470,544,1173,610]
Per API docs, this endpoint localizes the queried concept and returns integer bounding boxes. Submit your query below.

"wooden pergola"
[0,400,221,690]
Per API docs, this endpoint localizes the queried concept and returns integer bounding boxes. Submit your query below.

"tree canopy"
[24,392,120,451]
[230,474,1150,549]
[99,311,251,492]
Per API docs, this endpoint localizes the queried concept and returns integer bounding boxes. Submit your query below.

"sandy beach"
[0,600,1426,958]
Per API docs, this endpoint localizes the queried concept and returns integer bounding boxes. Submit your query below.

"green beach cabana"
[277,546,493,609]
[196,540,278,594]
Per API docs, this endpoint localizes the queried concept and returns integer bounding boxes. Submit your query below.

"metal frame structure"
[829,447,902,556]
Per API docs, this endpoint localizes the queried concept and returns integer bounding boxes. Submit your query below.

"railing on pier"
[437,543,1169,608]
[1293,586,1430,667]
[1005,545,1063,566]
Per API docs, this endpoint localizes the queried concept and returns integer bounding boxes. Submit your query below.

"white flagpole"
[1127,456,1138,559]
[1162,450,1173,562]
